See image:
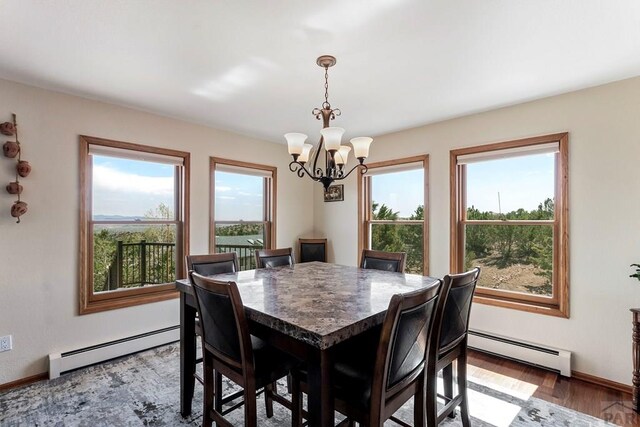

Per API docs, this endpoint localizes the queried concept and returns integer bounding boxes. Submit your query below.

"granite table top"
[176,262,440,350]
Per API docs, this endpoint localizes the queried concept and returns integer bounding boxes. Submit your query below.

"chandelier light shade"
[335,145,351,166]
[285,132,307,158]
[298,143,313,164]
[286,55,372,190]
[319,127,345,152]
[350,137,373,162]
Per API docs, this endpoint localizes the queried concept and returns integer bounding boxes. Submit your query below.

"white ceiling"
[1,1,640,143]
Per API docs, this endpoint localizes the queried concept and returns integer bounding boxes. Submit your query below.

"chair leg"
[457,354,471,427]
[203,353,214,427]
[265,382,275,418]
[214,370,223,413]
[443,363,455,418]
[414,373,426,427]
[244,382,258,427]
[426,367,438,427]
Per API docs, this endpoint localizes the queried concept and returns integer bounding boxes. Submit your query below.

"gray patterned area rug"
[0,343,611,426]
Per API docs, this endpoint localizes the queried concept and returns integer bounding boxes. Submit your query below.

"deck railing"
[106,240,175,290]
[216,243,264,271]
[104,241,262,291]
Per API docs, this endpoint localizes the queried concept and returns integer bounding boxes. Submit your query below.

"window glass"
[371,223,424,273]
[368,167,425,274]
[463,154,555,297]
[215,223,265,271]
[92,155,175,220]
[464,224,553,296]
[214,171,264,222]
[211,161,275,272]
[93,224,177,293]
[371,169,424,218]
[466,154,554,219]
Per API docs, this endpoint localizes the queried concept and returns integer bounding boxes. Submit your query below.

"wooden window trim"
[209,157,277,253]
[450,133,569,318]
[358,155,429,275]
[79,135,190,315]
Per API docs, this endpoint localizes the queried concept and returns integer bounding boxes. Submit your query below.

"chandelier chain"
[323,66,330,109]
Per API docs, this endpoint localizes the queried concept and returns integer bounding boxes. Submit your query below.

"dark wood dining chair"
[186,252,239,276]
[430,267,481,427]
[255,247,294,269]
[185,253,240,387]
[305,280,448,427]
[298,238,327,263]
[190,271,300,427]
[360,249,407,273]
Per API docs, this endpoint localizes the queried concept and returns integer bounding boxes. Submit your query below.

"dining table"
[175,261,440,427]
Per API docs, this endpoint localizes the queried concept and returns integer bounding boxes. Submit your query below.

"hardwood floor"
[468,350,639,426]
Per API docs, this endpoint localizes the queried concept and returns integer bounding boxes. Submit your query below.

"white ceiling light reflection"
[192,57,277,101]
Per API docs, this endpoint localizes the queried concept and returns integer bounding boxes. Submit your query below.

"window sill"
[80,287,179,315]
[473,294,569,318]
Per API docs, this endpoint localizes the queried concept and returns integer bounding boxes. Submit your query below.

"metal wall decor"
[285,55,374,190]
[2,113,30,223]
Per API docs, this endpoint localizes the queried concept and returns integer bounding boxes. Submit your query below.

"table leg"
[307,348,334,427]
[180,292,197,417]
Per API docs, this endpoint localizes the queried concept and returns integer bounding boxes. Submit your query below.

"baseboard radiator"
[468,329,571,377]
[48,326,180,379]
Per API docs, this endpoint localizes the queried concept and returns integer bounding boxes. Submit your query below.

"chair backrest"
[438,267,481,354]
[371,279,448,409]
[255,248,294,269]
[189,271,252,371]
[186,253,239,276]
[360,249,406,273]
[299,238,327,263]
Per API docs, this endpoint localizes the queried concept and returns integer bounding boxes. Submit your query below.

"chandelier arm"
[311,137,323,179]
[289,161,322,180]
[337,163,368,180]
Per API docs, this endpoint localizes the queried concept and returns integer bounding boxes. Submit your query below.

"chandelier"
[285,55,373,190]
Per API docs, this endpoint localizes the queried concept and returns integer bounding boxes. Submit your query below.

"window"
[359,155,429,274]
[450,133,568,317]
[210,158,276,271]
[79,136,190,314]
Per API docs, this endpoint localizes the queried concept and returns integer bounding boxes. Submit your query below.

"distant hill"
[94,215,147,221]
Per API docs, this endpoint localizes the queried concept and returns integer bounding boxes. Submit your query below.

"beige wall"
[2,75,640,387]
[315,76,640,385]
[0,78,315,384]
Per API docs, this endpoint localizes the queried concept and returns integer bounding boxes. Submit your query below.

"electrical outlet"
[0,335,12,352]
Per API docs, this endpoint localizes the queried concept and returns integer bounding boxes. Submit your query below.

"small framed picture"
[324,184,344,202]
